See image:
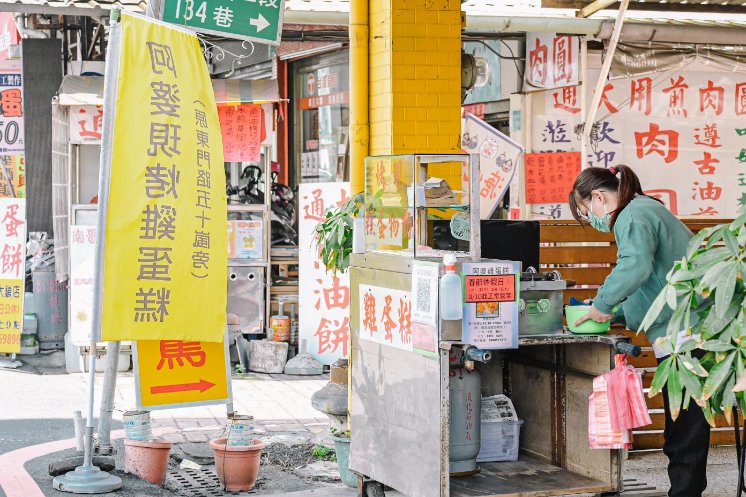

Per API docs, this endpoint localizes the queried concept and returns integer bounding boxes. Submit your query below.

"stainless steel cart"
[348,154,627,497]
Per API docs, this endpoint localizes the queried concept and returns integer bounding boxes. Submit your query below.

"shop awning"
[212,78,282,104]
[56,75,281,106]
[57,75,104,106]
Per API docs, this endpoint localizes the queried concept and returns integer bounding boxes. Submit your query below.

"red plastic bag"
[605,354,652,432]
[588,354,651,449]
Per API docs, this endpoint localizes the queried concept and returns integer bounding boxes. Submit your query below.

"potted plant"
[641,211,746,425]
[330,427,356,487]
[313,193,364,275]
[208,437,266,492]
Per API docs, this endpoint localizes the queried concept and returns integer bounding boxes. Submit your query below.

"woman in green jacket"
[569,165,710,497]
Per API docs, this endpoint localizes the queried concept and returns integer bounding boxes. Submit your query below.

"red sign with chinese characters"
[0,197,25,353]
[299,91,350,111]
[465,274,516,303]
[526,33,579,90]
[217,104,264,163]
[524,152,581,204]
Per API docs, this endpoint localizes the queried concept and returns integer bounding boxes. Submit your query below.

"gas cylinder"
[449,366,481,475]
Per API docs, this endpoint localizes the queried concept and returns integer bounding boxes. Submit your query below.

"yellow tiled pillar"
[369,0,463,164]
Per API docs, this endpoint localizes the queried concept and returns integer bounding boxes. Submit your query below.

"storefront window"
[294,52,349,183]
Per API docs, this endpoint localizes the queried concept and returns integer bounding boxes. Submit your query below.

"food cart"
[349,154,635,497]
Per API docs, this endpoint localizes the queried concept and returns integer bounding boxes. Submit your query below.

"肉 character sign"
[0,197,25,353]
[94,12,227,343]
[298,183,351,365]
[525,33,578,91]
[534,68,746,219]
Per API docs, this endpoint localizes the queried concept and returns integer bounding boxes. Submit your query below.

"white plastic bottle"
[440,254,463,320]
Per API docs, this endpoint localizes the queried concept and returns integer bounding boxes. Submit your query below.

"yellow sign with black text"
[96,12,227,343]
[134,339,231,410]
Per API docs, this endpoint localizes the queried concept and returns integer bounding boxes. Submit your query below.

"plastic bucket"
[227,415,255,446]
[123,410,153,442]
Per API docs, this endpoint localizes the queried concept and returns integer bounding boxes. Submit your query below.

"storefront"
[290,49,350,184]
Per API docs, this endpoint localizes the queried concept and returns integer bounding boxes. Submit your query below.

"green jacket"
[593,195,693,342]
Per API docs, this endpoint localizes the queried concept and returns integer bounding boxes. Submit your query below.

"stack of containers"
[476,394,524,463]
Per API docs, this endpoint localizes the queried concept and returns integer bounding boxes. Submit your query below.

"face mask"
[588,196,611,232]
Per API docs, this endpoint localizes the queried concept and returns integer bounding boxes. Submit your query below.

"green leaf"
[702,352,736,401]
[666,285,678,310]
[730,212,746,231]
[680,354,709,377]
[699,260,734,292]
[668,362,684,420]
[701,403,717,427]
[687,229,711,260]
[678,338,699,353]
[692,247,730,265]
[715,263,739,319]
[722,373,737,417]
[706,226,726,249]
[724,229,741,257]
[667,303,688,336]
[679,365,704,400]
[650,357,673,397]
[640,288,669,332]
[701,341,736,352]
[704,300,740,337]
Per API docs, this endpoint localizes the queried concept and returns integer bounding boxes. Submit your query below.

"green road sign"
[160,0,284,45]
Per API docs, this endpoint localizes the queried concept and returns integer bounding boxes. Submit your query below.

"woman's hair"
[568,165,661,228]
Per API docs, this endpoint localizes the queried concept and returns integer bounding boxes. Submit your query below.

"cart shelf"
[451,456,609,497]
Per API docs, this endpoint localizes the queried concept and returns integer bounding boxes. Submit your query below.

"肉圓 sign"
[160,0,285,45]
[94,12,227,343]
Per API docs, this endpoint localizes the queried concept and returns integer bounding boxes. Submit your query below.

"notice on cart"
[461,261,520,350]
[411,260,439,357]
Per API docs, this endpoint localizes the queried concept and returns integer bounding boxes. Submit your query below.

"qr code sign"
[416,276,431,315]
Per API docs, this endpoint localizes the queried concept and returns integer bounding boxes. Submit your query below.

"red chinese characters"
[552,36,574,86]
[699,81,724,116]
[694,152,719,175]
[630,77,652,116]
[156,340,206,369]
[552,86,580,114]
[634,123,679,164]
[693,124,722,148]
[599,83,619,114]
[76,106,103,140]
[314,317,349,357]
[662,76,689,118]
[302,188,326,222]
[736,83,746,116]
[0,88,21,117]
[529,38,549,86]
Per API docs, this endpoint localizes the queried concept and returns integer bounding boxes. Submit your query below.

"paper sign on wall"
[298,183,351,365]
[412,260,439,357]
[218,104,263,163]
[358,284,413,352]
[461,261,519,350]
[0,197,25,353]
[524,152,581,204]
[0,60,23,155]
[69,106,103,144]
[461,114,523,219]
[525,33,578,91]
[228,220,263,259]
[0,154,24,198]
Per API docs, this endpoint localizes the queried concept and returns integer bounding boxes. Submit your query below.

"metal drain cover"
[168,467,228,497]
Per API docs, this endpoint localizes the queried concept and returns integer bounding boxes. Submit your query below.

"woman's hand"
[575,305,613,327]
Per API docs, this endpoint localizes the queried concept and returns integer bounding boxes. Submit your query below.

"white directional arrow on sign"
[249,13,270,32]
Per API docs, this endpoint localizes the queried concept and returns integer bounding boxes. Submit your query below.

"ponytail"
[569,165,662,228]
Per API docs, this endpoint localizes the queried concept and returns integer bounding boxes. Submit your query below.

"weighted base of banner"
[52,465,122,494]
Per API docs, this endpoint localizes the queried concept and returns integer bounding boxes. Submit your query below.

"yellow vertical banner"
[0,197,26,353]
[96,12,227,343]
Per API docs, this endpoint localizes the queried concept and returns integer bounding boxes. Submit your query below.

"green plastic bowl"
[565,305,611,335]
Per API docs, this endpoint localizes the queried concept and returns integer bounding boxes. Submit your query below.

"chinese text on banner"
[97,12,227,342]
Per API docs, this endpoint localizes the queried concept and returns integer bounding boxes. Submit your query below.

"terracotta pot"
[124,438,173,485]
[209,437,265,492]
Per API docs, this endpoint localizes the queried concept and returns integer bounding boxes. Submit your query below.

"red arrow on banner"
[150,379,216,395]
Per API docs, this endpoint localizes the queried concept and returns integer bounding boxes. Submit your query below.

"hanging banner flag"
[525,33,579,91]
[94,12,227,343]
[0,60,23,155]
[298,182,351,365]
[461,114,523,219]
[0,197,26,353]
[217,104,263,163]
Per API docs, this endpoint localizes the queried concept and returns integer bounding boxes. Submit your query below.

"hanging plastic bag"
[589,373,632,449]
[605,354,652,432]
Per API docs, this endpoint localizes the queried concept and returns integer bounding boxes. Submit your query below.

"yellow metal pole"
[347,0,369,431]
[349,0,369,196]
